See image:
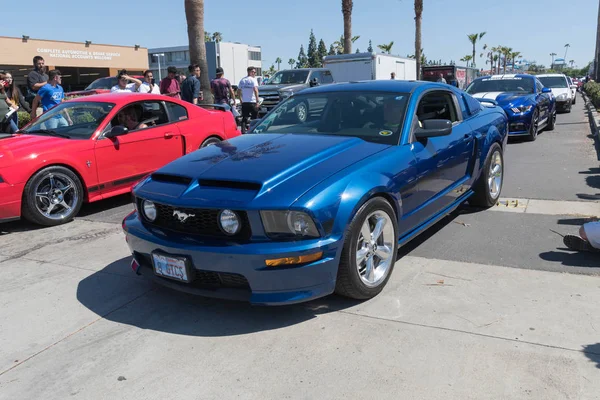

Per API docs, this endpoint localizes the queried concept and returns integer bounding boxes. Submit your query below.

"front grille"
[142,202,251,239]
[259,92,281,108]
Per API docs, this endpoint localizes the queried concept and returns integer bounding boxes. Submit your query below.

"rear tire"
[468,143,504,208]
[335,197,398,300]
[296,101,309,123]
[200,136,221,148]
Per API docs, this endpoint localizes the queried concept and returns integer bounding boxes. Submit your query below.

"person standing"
[137,70,161,94]
[27,56,48,117]
[210,67,236,105]
[181,64,201,104]
[238,67,260,132]
[160,66,181,99]
[0,73,18,133]
[30,70,72,128]
[110,70,142,93]
[436,73,447,84]
[390,72,396,80]
[2,72,31,130]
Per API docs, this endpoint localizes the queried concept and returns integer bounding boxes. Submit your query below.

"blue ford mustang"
[465,74,556,141]
[122,81,508,305]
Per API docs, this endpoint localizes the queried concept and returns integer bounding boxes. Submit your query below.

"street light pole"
[153,53,165,82]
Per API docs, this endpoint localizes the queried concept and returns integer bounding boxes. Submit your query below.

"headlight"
[280,91,293,99]
[557,93,568,100]
[510,105,532,113]
[219,209,241,235]
[260,210,320,238]
[142,200,157,222]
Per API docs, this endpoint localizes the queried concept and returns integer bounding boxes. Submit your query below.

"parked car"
[565,76,577,103]
[537,73,575,111]
[257,68,334,119]
[122,80,509,305]
[0,93,239,226]
[65,75,145,97]
[465,74,556,141]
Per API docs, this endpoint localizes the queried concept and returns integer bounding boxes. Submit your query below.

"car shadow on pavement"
[0,220,48,235]
[77,193,133,218]
[538,248,600,268]
[76,256,361,337]
[582,343,600,369]
[557,217,599,226]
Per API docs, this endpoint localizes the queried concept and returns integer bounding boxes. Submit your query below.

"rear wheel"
[200,136,221,148]
[21,166,84,226]
[296,101,309,123]
[335,197,398,300]
[468,143,504,208]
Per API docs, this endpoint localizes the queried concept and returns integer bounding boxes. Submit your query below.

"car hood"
[471,92,535,109]
[549,88,570,96]
[258,83,306,92]
[137,133,390,208]
[0,134,86,169]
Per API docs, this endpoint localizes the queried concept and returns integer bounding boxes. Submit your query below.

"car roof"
[299,80,450,94]
[67,93,182,105]
[536,73,566,77]
[475,73,535,80]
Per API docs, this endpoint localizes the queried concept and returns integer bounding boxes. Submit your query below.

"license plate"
[152,253,190,282]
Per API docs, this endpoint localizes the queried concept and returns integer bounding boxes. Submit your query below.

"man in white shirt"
[238,67,260,132]
[138,70,161,94]
[110,70,142,93]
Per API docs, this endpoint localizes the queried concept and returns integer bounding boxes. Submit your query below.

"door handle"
[164,132,174,139]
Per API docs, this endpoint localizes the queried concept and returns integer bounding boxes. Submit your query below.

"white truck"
[323,52,417,82]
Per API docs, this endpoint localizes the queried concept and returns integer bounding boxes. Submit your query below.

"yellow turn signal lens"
[265,252,323,267]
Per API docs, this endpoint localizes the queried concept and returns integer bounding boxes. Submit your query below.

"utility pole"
[595,0,600,80]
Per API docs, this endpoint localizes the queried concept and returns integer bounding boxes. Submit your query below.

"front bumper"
[506,113,533,136]
[122,212,342,305]
[556,100,571,111]
[0,182,24,222]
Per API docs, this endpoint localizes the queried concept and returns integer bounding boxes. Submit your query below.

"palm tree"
[502,47,512,73]
[275,57,282,71]
[204,31,211,42]
[211,32,222,43]
[564,43,571,61]
[492,54,499,74]
[460,55,473,67]
[569,59,575,68]
[342,0,353,54]
[333,35,360,54]
[550,52,557,69]
[467,32,486,68]
[288,58,295,69]
[414,0,423,79]
[510,51,521,72]
[185,0,211,104]
[377,41,394,54]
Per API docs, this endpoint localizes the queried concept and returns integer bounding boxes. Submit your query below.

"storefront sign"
[36,48,121,61]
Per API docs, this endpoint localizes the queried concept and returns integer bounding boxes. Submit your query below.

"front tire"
[335,197,398,300]
[546,108,556,131]
[468,143,504,208]
[526,108,539,141]
[21,166,84,226]
[296,101,309,123]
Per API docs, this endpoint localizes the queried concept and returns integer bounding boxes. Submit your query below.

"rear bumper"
[0,182,24,221]
[122,212,342,305]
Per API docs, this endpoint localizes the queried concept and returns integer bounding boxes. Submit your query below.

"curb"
[582,91,600,160]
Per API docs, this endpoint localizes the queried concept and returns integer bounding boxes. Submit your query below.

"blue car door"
[403,90,475,229]
[534,80,550,124]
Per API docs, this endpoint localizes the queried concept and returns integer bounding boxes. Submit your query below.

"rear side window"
[321,71,334,84]
[463,93,483,116]
[165,102,189,122]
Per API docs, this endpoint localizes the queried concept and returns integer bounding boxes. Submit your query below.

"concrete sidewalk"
[1,220,600,399]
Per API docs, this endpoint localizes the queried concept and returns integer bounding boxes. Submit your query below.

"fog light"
[142,200,157,221]
[265,251,323,267]
[219,209,240,235]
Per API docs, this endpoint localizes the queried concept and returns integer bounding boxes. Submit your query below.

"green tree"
[460,55,473,67]
[288,58,296,69]
[367,40,373,53]
[211,32,222,42]
[317,39,328,66]
[342,0,353,54]
[204,31,211,42]
[377,41,394,54]
[328,44,336,56]
[467,32,486,68]
[275,57,282,71]
[268,65,277,75]
[307,30,319,67]
[334,35,360,54]
[296,45,308,68]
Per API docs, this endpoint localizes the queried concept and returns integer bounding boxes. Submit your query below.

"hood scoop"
[199,179,262,191]
[151,173,193,186]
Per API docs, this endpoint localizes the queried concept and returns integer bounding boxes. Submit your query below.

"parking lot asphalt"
[1,93,599,399]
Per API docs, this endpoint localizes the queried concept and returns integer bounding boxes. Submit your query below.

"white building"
[148,42,262,85]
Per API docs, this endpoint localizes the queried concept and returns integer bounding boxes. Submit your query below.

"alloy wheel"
[355,210,395,288]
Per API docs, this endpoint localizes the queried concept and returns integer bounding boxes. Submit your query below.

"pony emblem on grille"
[173,210,195,223]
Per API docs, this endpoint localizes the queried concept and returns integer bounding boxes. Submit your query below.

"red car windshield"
[23,102,115,140]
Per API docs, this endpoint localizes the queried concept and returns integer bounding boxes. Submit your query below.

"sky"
[4,0,597,72]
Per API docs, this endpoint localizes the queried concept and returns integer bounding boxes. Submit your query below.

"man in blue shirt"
[30,69,71,129]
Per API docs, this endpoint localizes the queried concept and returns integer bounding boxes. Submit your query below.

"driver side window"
[416,91,459,124]
[110,101,170,133]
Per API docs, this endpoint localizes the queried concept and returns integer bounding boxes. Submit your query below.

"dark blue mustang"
[465,74,556,141]
[122,81,508,305]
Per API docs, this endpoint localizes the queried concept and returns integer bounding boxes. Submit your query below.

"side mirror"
[105,125,128,139]
[414,119,453,139]
[542,87,552,93]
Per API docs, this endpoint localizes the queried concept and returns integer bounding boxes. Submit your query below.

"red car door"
[94,100,184,194]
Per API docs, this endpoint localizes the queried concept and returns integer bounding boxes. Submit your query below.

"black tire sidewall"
[22,166,84,226]
[529,109,539,140]
[482,143,503,205]
[201,137,221,148]
[337,197,398,299]
[296,101,309,123]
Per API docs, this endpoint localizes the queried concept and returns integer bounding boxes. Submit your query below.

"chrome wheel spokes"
[356,211,395,287]
[34,172,78,220]
[487,151,503,199]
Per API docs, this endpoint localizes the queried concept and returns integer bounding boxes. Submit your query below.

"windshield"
[252,91,409,145]
[23,101,115,139]
[85,77,117,90]
[268,70,310,85]
[538,76,568,88]
[466,77,535,94]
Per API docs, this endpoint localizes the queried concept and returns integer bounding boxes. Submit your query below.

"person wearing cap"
[181,64,201,104]
[210,67,236,106]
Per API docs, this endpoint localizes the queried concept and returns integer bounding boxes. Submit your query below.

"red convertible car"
[0,93,240,226]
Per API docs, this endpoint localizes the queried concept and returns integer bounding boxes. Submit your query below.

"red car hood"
[0,134,92,169]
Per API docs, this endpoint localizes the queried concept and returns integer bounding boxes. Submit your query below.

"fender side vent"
[199,179,262,191]
[151,173,193,186]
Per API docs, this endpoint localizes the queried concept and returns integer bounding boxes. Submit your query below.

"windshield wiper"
[26,129,71,139]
